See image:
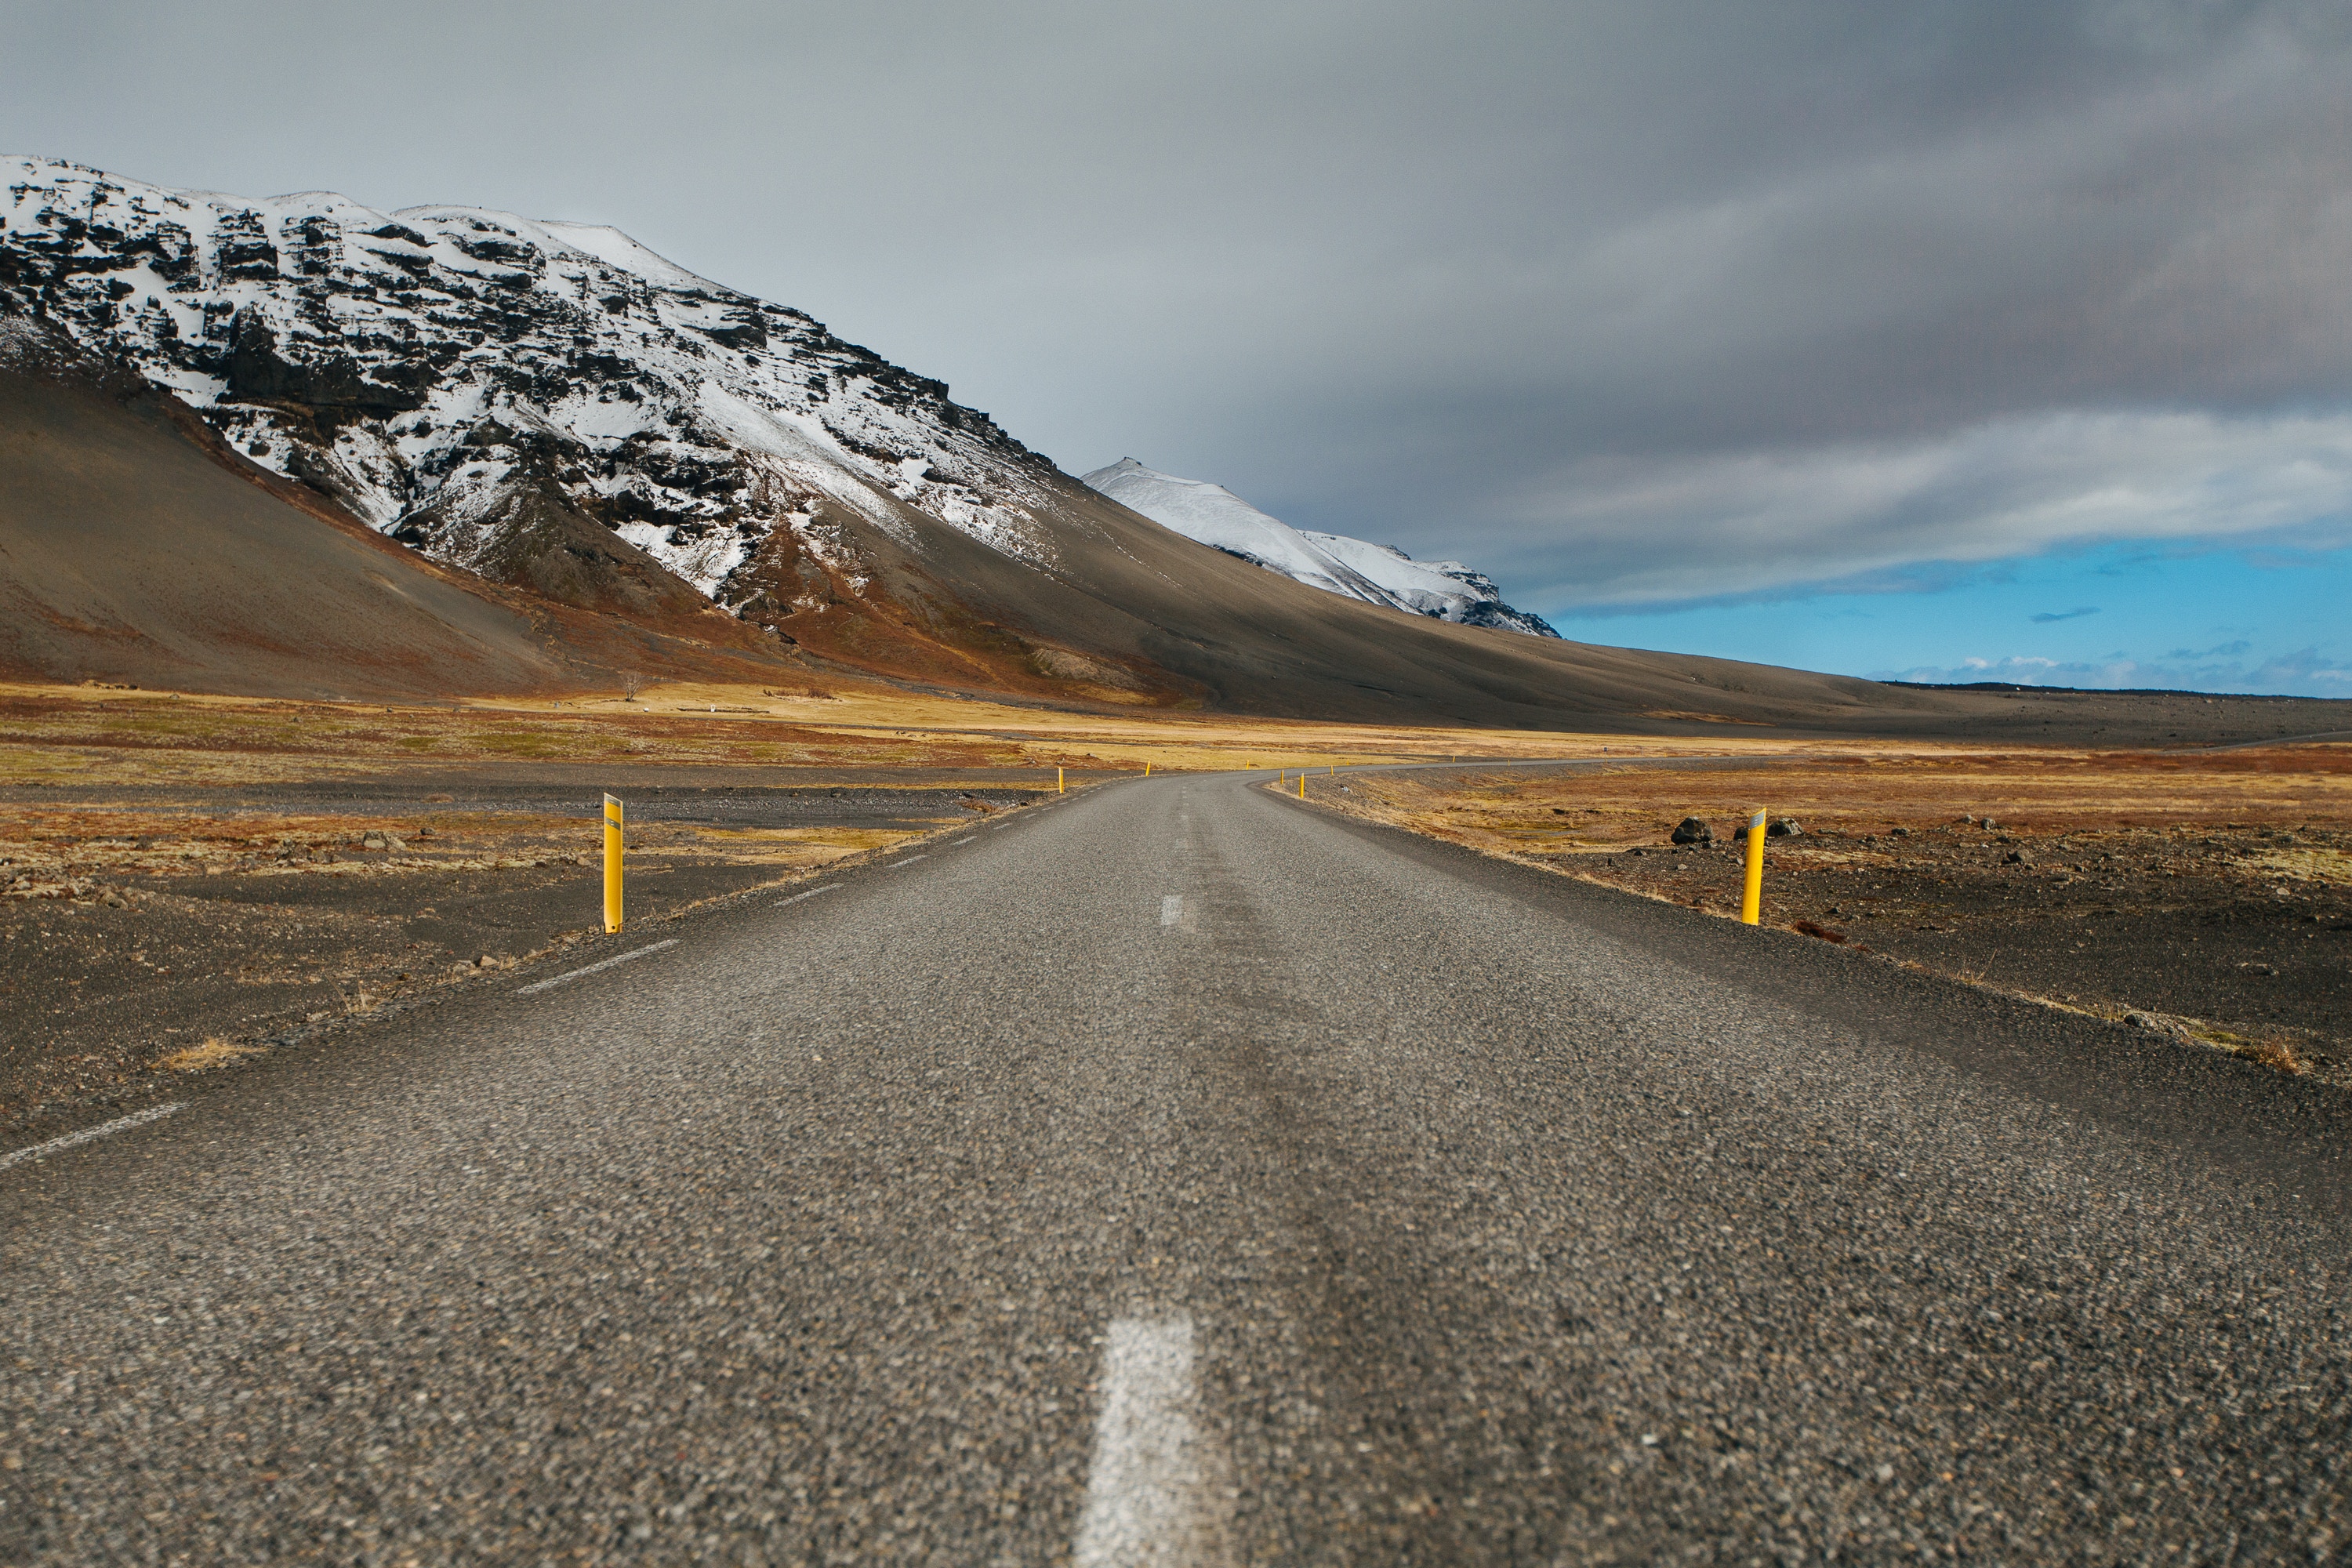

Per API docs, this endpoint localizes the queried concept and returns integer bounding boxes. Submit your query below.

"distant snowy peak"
[1080,459,1556,637]
[1076,459,1393,605]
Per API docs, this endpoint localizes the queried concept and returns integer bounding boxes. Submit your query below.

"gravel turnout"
[2,771,2347,1563]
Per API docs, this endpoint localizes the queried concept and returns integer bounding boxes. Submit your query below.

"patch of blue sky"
[1540,542,2352,698]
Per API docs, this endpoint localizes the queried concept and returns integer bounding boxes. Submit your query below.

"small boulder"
[2005,848,2034,866]
[1670,817,1713,846]
[1766,818,1802,838]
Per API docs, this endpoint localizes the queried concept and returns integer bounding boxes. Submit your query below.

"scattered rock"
[1888,826,1911,838]
[1670,817,1713,846]
[1767,817,1802,838]
[2005,849,2034,866]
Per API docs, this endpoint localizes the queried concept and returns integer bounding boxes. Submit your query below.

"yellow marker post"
[603,792,624,934]
[1741,808,1766,925]
[1298,773,1306,799]
[1145,760,1151,777]
[1058,766,1065,794]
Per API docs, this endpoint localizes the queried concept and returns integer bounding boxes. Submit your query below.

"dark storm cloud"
[5,0,2349,607]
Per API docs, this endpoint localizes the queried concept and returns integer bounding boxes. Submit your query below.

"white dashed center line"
[887,855,927,868]
[517,938,681,995]
[1160,895,1183,927]
[775,883,841,907]
[1074,1315,1233,1566]
[952,836,977,845]
[1,1102,186,1174]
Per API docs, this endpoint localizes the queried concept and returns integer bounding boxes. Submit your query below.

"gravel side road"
[3,773,2347,1564]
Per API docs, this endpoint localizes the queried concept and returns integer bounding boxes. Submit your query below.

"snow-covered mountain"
[0,154,1069,627]
[1079,459,1556,637]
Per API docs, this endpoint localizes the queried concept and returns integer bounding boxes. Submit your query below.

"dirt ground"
[0,778,1045,1127]
[1308,745,2352,1083]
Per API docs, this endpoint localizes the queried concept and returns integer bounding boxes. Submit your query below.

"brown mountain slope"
[0,320,794,700]
[728,466,2352,743]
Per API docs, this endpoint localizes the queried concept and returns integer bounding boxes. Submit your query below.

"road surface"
[5,773,2348,1563]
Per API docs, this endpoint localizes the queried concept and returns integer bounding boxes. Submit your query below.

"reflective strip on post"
[603,793,624,934]
[1741,808,1766,926]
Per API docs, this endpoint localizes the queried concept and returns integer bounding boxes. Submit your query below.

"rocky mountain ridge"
[0,154,1082,641]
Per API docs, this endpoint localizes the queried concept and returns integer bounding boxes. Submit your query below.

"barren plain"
[9,677,2352,1132]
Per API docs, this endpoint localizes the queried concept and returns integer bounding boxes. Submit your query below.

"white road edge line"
[516,938,681,996]
[775,883,842,907]
[1074,1315,1233,1567]
[1160,895,1183,928]
[1,1102,186,1173]
[887,854,927,867]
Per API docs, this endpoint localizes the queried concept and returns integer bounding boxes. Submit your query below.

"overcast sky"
[7,1,2351,690]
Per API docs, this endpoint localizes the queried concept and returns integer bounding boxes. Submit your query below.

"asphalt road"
[5,773,2349,1565]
